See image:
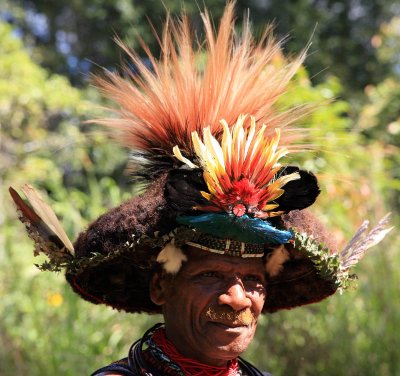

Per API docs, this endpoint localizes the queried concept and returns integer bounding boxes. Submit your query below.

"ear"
[149,271,170,306]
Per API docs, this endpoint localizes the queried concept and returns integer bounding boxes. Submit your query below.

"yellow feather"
[203,127,226,171]
[267,172,300,201]
[262,203,280,211]
[201,191,212,200]
[187,114,301,215]
[221,120,232,165]
[244,116,256,159]
[172,145,198,168]
[203,171,220,195]
[248,124,267,161]
[268,211,285,217]
[192,131,208,164]
[232,115,246,167]
[266,188,285,202]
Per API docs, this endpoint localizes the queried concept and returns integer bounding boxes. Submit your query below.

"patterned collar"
[128,324,244,376]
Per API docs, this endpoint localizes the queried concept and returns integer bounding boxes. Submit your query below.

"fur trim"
[265,245,290,277]
[156,240,188,274]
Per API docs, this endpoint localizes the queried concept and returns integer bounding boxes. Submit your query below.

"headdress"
[10,3,392,314]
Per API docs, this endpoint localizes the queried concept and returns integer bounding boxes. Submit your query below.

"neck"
[149,327,239,376]
[165,329,228,367]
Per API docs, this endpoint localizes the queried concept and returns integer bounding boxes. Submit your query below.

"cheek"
[251,290,266,315]
[180,288,214,322]
[196,284,221,304]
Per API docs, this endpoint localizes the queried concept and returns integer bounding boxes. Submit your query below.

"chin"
[211,332,255,358]
[213,341,251,360]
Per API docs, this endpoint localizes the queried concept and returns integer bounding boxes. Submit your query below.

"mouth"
[208,321,251,333]
[212,319,248,327]
[205,307,255,326]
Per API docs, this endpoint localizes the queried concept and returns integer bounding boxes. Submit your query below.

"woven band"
[186,234,264,258]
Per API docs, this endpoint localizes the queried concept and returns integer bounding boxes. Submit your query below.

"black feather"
[165,168,208,213]
[275,166,320,212]
[128,150,175,185]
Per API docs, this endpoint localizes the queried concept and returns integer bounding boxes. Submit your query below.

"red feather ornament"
[173,115,300,218]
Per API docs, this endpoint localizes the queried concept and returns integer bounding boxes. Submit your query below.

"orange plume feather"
[93,2,308,176]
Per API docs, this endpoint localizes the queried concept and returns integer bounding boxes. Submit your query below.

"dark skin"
[98,247,266,375]
[150,246,266,367]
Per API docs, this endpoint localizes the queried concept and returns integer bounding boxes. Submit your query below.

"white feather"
[265,245,290,277]
[157,241,188,274]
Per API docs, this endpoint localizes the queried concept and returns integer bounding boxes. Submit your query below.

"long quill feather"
[10,185,74,255]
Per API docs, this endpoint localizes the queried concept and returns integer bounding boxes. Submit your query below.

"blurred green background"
[1,1,399,375]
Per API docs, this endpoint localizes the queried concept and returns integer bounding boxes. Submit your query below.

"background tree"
[2,0,399,101]
[358,16,400,212]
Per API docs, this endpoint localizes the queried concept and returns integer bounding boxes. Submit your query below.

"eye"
[244,274,265,284]
[199,271,218,278]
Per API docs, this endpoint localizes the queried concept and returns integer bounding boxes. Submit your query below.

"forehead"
[181,246,265,273]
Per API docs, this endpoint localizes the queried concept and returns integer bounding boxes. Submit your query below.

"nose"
[218,279,251,311]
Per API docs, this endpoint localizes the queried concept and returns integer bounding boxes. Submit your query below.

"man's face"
[150,247,266,366]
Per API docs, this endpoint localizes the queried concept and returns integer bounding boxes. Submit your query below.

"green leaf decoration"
[292,231,357,293]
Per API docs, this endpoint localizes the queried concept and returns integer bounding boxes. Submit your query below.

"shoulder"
[90,358,138,376]
[239,357,273,376]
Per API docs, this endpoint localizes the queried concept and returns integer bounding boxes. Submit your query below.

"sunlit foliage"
[1,10,399,375]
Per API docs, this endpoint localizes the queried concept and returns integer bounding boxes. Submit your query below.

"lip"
[208,321,250,332]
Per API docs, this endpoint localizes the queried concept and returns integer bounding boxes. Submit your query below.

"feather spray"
[340,213,393,270]
[93,2,309,183]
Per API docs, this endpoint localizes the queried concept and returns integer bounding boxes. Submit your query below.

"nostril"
[218,283,251,311]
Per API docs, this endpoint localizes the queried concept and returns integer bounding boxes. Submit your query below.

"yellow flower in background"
[47,292,63,307]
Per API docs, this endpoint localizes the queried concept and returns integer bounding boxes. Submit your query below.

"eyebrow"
[184,260,265,274]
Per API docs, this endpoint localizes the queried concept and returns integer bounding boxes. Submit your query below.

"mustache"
[205,306,255,326]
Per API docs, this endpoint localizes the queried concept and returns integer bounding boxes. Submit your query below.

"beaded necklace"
[149,326,240,376]
[128,324,264,376]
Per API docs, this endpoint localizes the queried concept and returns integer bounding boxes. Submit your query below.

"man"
[93,246,270,375]
[10,2,391,375]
